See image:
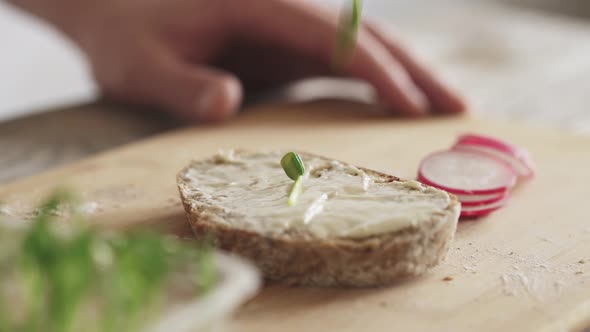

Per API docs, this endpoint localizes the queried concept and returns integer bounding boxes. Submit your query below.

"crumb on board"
[443,276,454,282]
[509,251,514,255]
[79,202,98,214]
[379,301,388,308]
[538,236,553,243]
[575,271,584,275]
[579,259,586,264]
[468,242,473,245]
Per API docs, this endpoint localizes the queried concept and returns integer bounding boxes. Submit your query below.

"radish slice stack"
[417,133,535,218]
[453,134,535,179]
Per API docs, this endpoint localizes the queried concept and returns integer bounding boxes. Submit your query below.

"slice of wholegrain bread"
[177,150,460,287]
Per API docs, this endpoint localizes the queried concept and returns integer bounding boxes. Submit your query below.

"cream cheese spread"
[180,150,453,239]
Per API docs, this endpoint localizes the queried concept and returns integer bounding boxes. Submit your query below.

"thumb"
[136,59,243,122]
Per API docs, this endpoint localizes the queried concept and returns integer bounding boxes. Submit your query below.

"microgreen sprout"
[0,191,216,332]
[281,152,305,206]
[334,0,363,70]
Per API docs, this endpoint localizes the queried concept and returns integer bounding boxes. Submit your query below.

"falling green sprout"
[334,0,363,70]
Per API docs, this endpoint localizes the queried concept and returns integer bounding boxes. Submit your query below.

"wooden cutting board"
[1,101,589,332]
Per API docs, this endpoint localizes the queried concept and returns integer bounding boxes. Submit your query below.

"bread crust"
[177,152,460,287]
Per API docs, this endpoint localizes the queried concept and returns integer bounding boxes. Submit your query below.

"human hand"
[14,0,467,121]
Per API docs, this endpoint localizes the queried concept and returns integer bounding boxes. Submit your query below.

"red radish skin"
[455,192,505,203]
[416,133,533,220]
[460,208,498,218]
[459,193,507,207]
[460,195,510,218]
[454,134,535,179]
[418,150,517,196]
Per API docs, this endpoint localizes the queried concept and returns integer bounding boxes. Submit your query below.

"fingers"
[114,50,243,122]
[214,42,332,90]
[349,28,429,115]
[150,60,242,122]
[236,0,429,115]
[365,22,468,114]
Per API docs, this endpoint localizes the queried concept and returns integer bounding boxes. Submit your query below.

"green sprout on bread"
[281,152,305,206]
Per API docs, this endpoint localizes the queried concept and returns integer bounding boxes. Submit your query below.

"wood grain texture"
[0,101,589,332]
[0,102,178,184]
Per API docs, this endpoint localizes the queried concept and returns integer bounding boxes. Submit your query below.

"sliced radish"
[418,150,517,195]
[458,192,507,207]
[460,195,510,218]
[455,192,505,203]
[454,133,535,179]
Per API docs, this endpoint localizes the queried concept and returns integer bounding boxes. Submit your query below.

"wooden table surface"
[1,101,589,332]
[2,0,590,184]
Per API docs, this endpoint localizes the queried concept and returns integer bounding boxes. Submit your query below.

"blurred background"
[3,0,590,123]
[2,0,590,183]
